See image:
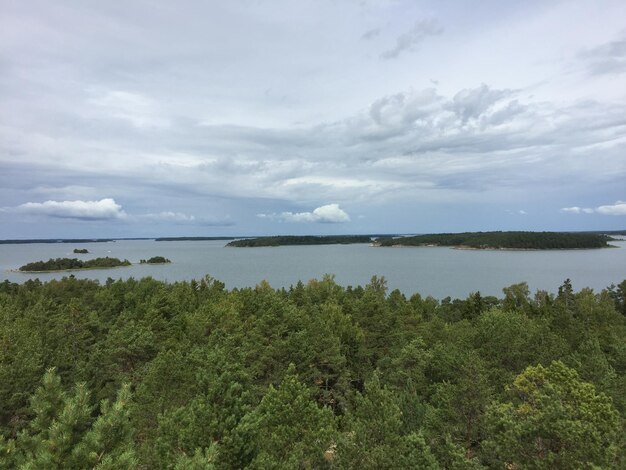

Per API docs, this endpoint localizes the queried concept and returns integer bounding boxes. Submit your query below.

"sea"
[1,239,625,299]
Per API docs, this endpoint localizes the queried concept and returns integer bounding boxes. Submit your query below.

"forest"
[227,235,373,247]
[375,231,614,250]
[0,274,625,469]
[18,257,132,272]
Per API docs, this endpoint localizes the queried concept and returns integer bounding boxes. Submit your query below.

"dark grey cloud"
[578,36,626,75]
[361,28,381,40]
[380,18,442,59]
[447,84,514,123]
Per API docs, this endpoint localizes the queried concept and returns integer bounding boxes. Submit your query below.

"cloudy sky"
[1,0,625,238]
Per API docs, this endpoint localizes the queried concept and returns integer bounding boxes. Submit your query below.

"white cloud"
[139,211,234,226]
[596,201,626,215]
[88,90,169,129]
[15,198,127,220]
[258,203,350,223]
[143,211,196,222]
[561,201,626,215]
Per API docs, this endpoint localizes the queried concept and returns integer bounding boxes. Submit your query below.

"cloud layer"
[1,1,625,237]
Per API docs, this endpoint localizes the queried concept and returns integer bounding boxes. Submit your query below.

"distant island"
[374,231,616,250]
[18,257,132,272]
[139,256,171,264]
[73,248,89,254]
[155,237,236,241]
[0,238,115,245]
[226,235,373,247]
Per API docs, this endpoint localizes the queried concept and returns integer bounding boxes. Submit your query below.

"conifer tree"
[336,372,439,469]
[235,364,337,469]
[0,369,137,469]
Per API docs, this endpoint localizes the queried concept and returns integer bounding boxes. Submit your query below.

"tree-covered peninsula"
[18,257,131,272]
[227,235,373,247]
[0,275,625,468]
[375,231,614,250]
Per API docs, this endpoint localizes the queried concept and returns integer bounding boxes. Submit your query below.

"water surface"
[1,240,625,299]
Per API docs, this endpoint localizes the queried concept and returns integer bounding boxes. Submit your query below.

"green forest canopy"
[1,274,625,468]
[375,231,614,249]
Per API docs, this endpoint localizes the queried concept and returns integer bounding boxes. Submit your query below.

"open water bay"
[1,239,625,299]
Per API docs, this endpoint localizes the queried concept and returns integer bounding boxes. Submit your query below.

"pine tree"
[336,372,439,469]
[234,364,337,469]
[0,368,137,469]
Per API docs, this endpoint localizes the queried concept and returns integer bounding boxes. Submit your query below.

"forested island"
[17,257,131,272]
[139,256,171,264]
[0,275,624,468]
[227,235,373,247]
[156,237,236,241]
[375,231,615,250]
[73,248,89,254]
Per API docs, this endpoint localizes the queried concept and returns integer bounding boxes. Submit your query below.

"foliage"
[0,368,137,469]
[0,275,625,468]
[482,361,620,469]
[73,249,89,254]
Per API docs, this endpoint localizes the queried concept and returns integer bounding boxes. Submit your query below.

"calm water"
[1,239,625,299]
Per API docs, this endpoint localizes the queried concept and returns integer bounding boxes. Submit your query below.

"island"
[226,235,373,247]
[155,236,235,241]
[73,248,89,254]
[139,256,171,264]
[0,238,115,244]
[18,257,132,272]
[374,231,615,250]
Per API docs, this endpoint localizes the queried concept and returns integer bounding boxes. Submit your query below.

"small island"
[18,257,132,272]
[374,231,615,250]
[139,256,171,264]
[226,235,373,247]
[73,248,89,254]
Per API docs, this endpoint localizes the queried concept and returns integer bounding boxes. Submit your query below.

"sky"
[1,0,625,238]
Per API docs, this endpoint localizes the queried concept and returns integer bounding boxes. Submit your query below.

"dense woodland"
[0,275,625,469]
[18,257,131,272]
[376,231,614,250]
[227,236,373,247]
